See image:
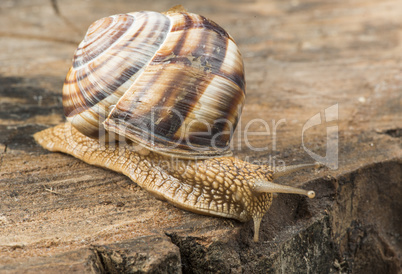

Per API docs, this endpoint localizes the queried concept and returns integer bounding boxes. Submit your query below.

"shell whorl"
[63,10,245,158]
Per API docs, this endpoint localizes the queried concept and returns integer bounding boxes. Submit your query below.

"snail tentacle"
[253,180,315,199]
[253,216,263,242]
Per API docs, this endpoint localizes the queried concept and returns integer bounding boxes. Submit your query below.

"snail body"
[34,6,315,242]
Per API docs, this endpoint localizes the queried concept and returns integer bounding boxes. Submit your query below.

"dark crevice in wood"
[50,0,60,15]
[0,144,6,172]
[91,248,108,274]
[380,128,402,138]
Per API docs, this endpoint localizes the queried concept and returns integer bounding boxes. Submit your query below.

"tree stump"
[1,0,401,272]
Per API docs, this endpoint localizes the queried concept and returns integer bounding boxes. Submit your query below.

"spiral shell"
[63,7,245,158]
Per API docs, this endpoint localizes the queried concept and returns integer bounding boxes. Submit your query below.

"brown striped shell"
[63,7,245,159]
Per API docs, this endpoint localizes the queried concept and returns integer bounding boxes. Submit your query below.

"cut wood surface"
[0,0,401,272]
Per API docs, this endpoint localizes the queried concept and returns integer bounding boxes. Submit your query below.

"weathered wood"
[0,0,401,272]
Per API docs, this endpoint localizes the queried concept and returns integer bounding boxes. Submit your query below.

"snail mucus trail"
[33,6,316,242]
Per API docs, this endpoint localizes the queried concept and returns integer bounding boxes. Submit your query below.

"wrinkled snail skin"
[34,123,274,239]
[34,123,314,242]
[34,6,316,242]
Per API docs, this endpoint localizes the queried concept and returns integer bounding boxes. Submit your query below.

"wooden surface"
[1,0,401,272]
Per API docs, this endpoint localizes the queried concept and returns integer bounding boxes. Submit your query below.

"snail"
[33,6,317,242]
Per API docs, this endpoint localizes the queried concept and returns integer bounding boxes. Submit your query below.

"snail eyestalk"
[254,180,315,198]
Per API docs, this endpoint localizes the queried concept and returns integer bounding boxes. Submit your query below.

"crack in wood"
[48,0,83,36]
[0,32,79,45]
[0,144,7,172]
[378,128,402,138]
[43,185,65,196]
[50,0,60,15]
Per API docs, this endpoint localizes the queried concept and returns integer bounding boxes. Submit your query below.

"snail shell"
[63,6,245,158]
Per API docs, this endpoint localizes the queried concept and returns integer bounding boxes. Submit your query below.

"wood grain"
[0,0,401,272]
